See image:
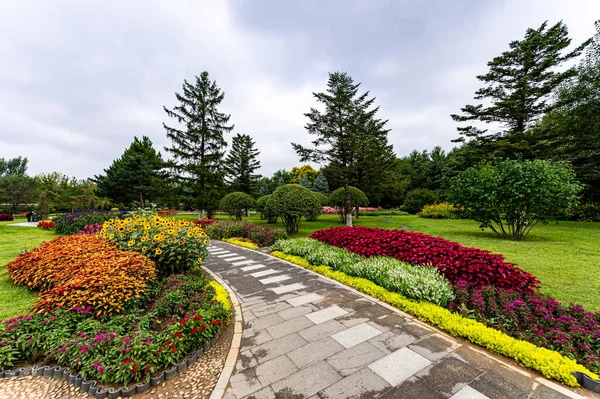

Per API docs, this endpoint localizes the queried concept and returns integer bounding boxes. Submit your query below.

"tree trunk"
[139,191,145,208]
[344,173,352,227]
[198,209,205,220]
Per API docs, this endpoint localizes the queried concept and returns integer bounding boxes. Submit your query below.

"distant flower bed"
[192,219,219,229]
[157,208,176,216]
[0,213,13,221]
[205,221,286,247]
[310,226,539,292]
[78,223,103,235]
[37,220,55,230]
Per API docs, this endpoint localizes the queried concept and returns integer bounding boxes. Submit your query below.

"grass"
[178,213,600,311]
[0,221,58,320]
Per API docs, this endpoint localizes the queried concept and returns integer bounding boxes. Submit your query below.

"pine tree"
[163,72,233,216]
[223,133,261,195]
[451,21,590,158]
[312,171,330,195]
[95,136,166,207]
[293,71,390,226]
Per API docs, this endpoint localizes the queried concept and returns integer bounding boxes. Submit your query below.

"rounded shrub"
[219,192,256,221]
[268,184,321,234]
[328,186,369,222]
[305,192,328,221]
[402,188,439,214]
[256,195,271,220]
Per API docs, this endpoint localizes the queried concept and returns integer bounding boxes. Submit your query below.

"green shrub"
[219,192,256,221]
[305,192,328,221]
[449,160,582,240]
[418,202,457,219]
[402,188,439,214]
[568,203,600,222]
[54,211,119,235]
[273,238,454,306]
[328,187,369,222]
[359,210,408,216]
[312,192,329,207]
[205,221,286,247]
[256,195,271,220]
[268,184,321,234]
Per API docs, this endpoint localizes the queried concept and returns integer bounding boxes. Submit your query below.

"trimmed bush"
[418,202,458,219]
[312,192,329,207]
[54,210,119,235]
[99,215,209,276]
[6,235,156,315]
[219,192,256,221]
[268,184,321,234]
[273,238,454,306]
[402,188,439,214]
[328,186,369,222]
[310,226,539,292]
[0,214,14,221]
[256,195,271,220]
[205,221,287,247]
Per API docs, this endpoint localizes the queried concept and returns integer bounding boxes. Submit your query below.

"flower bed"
[37,220,55,230]
[0,213,14,221]
[78,223,103,235]
[6,235,156,315]
[271,250,597,387]
[192,219,219,229]
[225,238,259,250]
[205,221,286,247]
[0,273,231,385]
[273,238,454,306]
[451,284,600,373]
[156,208,176,216]
[310,226,539,292]
[99,215,209,276]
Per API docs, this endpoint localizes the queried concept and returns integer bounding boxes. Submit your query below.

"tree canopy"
[223,133,261,195]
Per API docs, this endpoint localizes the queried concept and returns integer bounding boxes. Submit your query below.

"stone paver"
[202,241,591,399]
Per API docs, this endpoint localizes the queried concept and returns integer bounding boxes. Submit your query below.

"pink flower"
[81,345,89,353]
[97,366,105,373]
[93,361,100,368]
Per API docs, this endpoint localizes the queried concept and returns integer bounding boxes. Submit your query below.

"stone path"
[205,241,592,399]
[6,222,37,227]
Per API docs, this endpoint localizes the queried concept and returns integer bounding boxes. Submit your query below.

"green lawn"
[0,221,58,319]
[178,213,600,311]
[2,213,599,320]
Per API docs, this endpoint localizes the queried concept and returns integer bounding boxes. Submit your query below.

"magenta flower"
[93,361,100,368]
[81,345,89,353]
[97,366,105,373]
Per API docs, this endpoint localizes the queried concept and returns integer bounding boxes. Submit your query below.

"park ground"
[1,215,599,320]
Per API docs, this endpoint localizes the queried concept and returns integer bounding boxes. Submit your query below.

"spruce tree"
[312,171,330,195]
[451,21,590,158]
[293,71,390,226]
[163,72,233,217]
[223,133,261,195]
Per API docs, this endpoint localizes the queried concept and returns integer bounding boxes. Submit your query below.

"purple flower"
[93,361,100,368]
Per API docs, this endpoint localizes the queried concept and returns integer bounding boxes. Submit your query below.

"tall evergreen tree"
[163,72,233,217]
[451,21,590,158]
[95,136,166,207]
[293,71,390,226]
[312,171,330,195]
[223,133,261,195]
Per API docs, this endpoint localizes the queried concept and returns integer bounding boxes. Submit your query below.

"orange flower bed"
[6,235,156,315]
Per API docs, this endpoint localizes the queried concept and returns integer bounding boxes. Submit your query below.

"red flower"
[132,363,137,373]
[192,326,198,333]
[201,322,206,332]
[143,365,150,373]
[174,332,183,338]
[171,346,176,353]
[193,314,203,321]
[124,358,132,364]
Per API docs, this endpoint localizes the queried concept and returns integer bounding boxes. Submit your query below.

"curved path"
[205,241,591,399]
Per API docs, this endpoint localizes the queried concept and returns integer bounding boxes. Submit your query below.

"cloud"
[0,0,598,179]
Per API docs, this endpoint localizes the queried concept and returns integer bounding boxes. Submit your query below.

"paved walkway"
[205,241,590,399]
[6,222,37,227]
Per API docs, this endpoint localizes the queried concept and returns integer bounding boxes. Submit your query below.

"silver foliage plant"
[273,238,454,306]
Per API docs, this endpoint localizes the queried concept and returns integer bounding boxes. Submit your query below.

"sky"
[1,0,598,180]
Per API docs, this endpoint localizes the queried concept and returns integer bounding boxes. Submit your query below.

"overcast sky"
[1,1,598,180]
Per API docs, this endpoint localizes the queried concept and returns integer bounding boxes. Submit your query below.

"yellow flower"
[127,240,135,247]
[187,232,193,238]
[155,248,162,255]
[198,257,203,263]
[153,234,161,241]
[109,234,115,239]
[142,246,147,252]
[118,226,125,232]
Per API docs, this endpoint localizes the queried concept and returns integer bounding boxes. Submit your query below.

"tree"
[267,184,320,234]
[293,71,389,226]
[328,186,369,223]
[163,72,233,218]
[0,174,38,213]
[448,160,581,240]
[95,136,166,208]
[452,21,590,158]
[532,20,600,202]
[223,133,261,195]
[312,171,330,195]
[39,191,48,219]
[0,157,28,177]
[219,192,256,221]
[403,188,440,214]
[290,165,319,186]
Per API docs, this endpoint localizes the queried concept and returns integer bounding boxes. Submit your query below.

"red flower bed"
[310,226,539,292]
[37,220,55,229]
[192,219,218,229]
[157,208,176,216]
[0,214,14,221]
